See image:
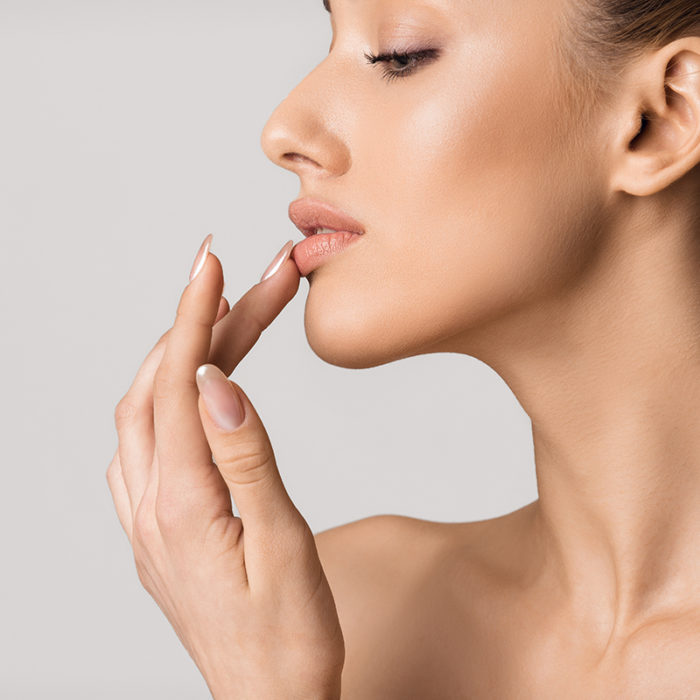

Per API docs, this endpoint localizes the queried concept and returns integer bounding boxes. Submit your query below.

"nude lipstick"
[288,197,365,276]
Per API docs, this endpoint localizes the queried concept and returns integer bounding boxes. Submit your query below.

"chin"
[300,277,404,369]
[301,288,461,370]
[303,304,388,370]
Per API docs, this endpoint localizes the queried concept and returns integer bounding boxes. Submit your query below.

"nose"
[260,64,351,180]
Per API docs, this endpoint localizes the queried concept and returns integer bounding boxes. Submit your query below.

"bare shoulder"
[313,514,464,699]
[314,505,535,585]
[314,513,443,580]
[314,513,454,604]
[312,508,538,699]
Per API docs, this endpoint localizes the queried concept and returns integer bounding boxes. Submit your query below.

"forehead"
[321,0,502,44]
[323,0,462,14]
[323,0,480,35]
[322,0,563,40]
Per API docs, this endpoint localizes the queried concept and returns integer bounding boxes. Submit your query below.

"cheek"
[303,41,602,369]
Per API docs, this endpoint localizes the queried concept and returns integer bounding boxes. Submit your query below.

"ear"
[610,37,700,197]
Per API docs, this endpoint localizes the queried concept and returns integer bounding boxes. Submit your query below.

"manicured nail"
[195,364,245,432]
[260,240,294,282]
[190,234,214,282]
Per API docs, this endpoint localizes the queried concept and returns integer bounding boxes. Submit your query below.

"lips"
[288,197,365,238]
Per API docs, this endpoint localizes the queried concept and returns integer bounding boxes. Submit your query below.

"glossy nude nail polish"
[195,364,245,432]
[260,240,294,282]
[190,234,214,282]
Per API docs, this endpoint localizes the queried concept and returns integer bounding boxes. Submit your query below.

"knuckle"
[222,440,276,486]
[242,307,266,336]
[175,306,213,333]
[175,304,212,329]
[114,397,138,429]
[154,495,188,535]
[133,503,159,546]
[135,565,151,593]
[133,550,155,593]
[202,513,244,552]
[236,306,267,343]
[152,365,177,401]
[105,461,118,485]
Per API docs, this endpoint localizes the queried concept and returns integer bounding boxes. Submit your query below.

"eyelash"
[363,48,440,83]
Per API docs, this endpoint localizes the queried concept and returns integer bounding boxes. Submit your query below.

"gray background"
[0,1,537,696]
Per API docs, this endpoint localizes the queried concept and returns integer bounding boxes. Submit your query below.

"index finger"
[154,238,300,506]
[208,242,300,376]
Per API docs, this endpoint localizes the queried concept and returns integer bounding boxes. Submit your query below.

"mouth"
[288,197,366,239]
[292,230,364,276]
[302,225,358,238]
[287,197,366,277]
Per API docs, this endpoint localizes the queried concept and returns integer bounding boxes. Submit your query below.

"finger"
[154,238,225,500]
[116,330,170,512]
[195,365,310,583]
[106,450,134,541]
[117,294,228,504]
[208,242,299,376]
[214,296,229,325]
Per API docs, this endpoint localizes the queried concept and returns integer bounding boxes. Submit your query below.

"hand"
[106,236,345,700]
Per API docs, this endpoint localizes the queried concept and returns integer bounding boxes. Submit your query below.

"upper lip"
[288,197,366,238]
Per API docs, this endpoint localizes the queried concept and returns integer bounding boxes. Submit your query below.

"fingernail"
[260,240,294,283]
[190,234,214,282]
[195,364,245,432]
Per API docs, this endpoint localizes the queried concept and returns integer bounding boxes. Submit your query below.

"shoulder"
[312,508,531,620]
[312,508,538,699]
[314,514,442,576]
[313,504,538,602]
[313,515,458,699]
[314,514,450,606]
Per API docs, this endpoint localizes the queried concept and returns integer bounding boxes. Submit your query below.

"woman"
[107,0,700,697]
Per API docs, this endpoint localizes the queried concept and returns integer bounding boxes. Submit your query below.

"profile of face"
[260,0,611,370]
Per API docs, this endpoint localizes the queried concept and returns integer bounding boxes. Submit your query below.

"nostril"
[283,153,322,168]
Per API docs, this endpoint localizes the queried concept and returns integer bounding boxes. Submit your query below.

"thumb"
[195,363,303,542]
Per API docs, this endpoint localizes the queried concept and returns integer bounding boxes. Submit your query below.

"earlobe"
[610,38,700,197]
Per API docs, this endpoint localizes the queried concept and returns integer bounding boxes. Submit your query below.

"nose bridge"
[260,59,351,177]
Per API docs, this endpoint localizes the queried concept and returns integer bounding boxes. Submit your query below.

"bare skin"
[260,0,700,696]
[317,512,700,698]
[109,0,700,696]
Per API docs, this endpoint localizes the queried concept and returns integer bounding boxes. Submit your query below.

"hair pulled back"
[560,1,700,111]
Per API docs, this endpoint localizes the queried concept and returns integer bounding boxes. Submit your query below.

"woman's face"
[261,0,610,369]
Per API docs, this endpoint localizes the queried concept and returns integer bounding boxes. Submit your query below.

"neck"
[466,193,700,637]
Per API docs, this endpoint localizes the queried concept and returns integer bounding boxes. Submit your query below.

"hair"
[558,1,700,119]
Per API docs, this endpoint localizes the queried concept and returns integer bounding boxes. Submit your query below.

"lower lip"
[291,231,363,276]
